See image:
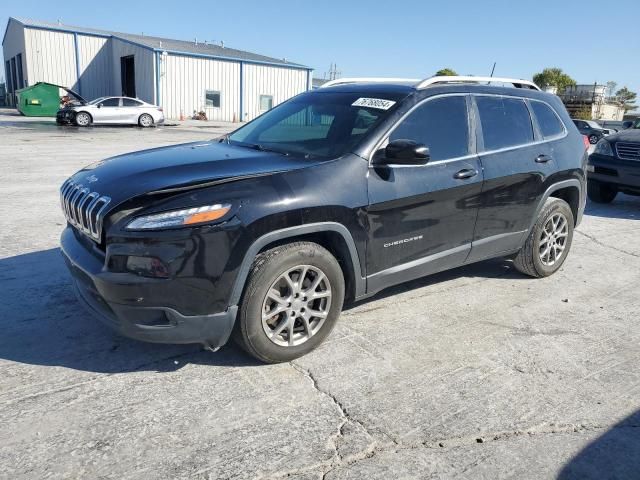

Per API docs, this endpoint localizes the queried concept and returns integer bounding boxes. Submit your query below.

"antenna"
[489,62,496,77]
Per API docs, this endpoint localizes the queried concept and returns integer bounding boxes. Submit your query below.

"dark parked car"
[60,75,587,363]
[573,119,610,144]
[588,121,640,203]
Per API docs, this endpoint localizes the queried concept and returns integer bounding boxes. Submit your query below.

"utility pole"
[325,63,341,81]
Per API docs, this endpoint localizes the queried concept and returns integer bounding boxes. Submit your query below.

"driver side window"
[390,96,470,161]
[101,98,120,107]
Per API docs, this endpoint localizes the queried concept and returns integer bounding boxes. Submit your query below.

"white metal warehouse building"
[2,17,313,121]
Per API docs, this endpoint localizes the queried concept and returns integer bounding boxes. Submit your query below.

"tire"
[589,134,599,145]
[138,114,154,128]
[513,197,574,278]
[587,179,617,204]
[74,112,92,127]
[233,241,345,363]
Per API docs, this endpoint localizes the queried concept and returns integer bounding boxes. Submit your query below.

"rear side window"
[530,102,564,138]
[390,96,469,161]
[123,98,143,107]
[476,96,533,150]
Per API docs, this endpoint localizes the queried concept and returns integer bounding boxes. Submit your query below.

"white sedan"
[56,96,164,128]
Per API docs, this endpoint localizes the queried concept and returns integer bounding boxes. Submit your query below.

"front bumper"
[60,227,237,348]
[56,110,75,123]
[588,153,640,193]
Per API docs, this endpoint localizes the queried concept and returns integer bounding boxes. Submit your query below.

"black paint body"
[588,128,640,195]
[60,83,587,348]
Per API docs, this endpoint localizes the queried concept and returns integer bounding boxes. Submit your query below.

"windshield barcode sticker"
[352,98,396,110]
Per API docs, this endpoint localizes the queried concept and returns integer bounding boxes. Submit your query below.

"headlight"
[126,203,231,230]
[594,139,613,157]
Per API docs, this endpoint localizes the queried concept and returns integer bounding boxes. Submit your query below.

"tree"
[532,68,576,92]
[606,81,617,99]
[615,87,638,113]
[435,68,457,76]
[573,106,592,120]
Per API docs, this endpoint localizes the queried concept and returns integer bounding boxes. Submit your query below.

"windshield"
[228,91,406,158]
[89,97,107,105]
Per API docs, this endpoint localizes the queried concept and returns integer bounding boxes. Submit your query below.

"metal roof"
[7,17,311,70]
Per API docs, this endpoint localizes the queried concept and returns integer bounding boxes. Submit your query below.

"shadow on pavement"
[0,248,261,374]
[0,246,528,374]
[557,410,640,479]
[584,194,640,221]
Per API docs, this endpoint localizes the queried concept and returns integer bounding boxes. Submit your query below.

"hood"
[63,87,88,105]
[69,141,326,207]
[605,128,640,143]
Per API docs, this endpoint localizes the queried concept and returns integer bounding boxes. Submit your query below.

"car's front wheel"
[74,112,92,127]
[138,114,154,128]
[234,242,345,363]
[513,197,574,278]
[587,179,617,204]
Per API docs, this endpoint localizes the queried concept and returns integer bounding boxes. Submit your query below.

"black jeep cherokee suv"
[587,119,640,203]
[60,76,587,363]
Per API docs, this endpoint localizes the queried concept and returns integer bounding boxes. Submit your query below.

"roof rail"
[320,77,421,88]
[416,75,540,91]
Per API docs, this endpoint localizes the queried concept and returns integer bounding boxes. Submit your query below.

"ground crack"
[288,361,397,479]
[575,229,640,258]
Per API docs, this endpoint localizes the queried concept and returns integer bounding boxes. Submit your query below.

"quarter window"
[260,95,274,111]
[389,96,470,161]
[530,101,564,138]
[205,90,221,108]
[476,96,534,150]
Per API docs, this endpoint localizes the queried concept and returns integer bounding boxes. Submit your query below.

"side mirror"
[377,139,430,165]
[97,103,102,108]
[622,121,633,129]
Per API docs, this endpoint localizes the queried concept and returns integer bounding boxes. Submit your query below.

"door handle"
[535,154,553,163]
[453,168,478,180]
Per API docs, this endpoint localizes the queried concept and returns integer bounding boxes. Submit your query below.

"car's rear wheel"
[588,134,599,144]
[234,241,345,363]
[513,197,574,278]
[587,179,617,204]
[74,112,92,127]
[138,114,154,128]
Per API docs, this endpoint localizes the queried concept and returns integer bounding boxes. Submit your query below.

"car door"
[366,94,483,292]
[466,94,558,262]
[95,97,122,123]
[121,98,143,123]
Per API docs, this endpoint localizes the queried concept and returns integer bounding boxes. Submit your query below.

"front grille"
[60,179,111,242]
[616,142,640,161]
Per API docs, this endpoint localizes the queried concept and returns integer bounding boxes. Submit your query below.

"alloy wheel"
[140,114,153,127]
[261,265,332,347]
[76,113,90,126]
[538,212,569,266]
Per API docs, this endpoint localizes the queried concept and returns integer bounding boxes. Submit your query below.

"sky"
[2,0,639,102]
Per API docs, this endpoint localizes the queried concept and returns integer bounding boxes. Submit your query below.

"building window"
[5,60,12,94]
[205,90,221,108]
[260,95,273,111]
[16,54,24,89]
[10,57,18,94]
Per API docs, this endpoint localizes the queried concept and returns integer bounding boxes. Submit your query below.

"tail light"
[582,135,590,150]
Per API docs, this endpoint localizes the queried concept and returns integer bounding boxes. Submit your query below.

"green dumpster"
[15,82,62,117]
